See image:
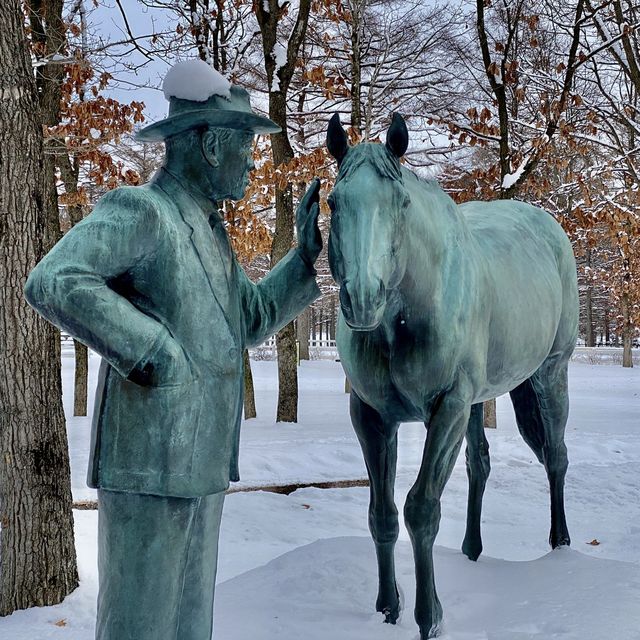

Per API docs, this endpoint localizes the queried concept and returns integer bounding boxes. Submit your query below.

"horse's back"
[459,200,573,260]
[459,200,578,396]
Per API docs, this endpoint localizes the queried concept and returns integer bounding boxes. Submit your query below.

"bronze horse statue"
[326,113,578,638]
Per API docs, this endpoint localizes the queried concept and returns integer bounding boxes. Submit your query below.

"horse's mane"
[335,142,458,221]
[337,143,404,184]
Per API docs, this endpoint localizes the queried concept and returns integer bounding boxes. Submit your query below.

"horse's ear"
[386,113,409,158]
[327,113,349,164]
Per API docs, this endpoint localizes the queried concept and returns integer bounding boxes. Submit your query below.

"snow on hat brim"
[135,83,281,141]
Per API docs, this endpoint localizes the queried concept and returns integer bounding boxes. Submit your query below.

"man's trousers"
[96,489,225,640]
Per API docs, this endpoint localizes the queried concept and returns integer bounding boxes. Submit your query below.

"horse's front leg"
[404,382,472,639]
[350,391,401,623]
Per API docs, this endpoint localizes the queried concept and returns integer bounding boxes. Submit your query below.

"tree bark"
[28,0,65,249]
[297,307,311,360]
[349,0,363,134]
[483,397,497,429]
[584,245,595,347]
[0,0,78,615]
[584,285,595,347]
[621,293,634,368]
[242,349,257,419]
[73,341,88,417]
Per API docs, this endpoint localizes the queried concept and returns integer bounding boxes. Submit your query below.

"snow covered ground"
[2,354,639,639]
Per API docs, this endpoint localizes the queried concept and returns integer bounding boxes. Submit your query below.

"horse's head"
[326,113,411,331]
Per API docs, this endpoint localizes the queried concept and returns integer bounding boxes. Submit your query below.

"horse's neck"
[399,173,467,304]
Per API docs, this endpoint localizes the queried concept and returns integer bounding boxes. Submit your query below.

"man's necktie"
[208,212,233,282]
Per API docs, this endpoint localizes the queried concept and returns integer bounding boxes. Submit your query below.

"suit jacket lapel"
[152,170,239,344]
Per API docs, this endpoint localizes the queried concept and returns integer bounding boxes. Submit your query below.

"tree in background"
[47,56,145,414]
[27,0,146,415]
[0,0,78,615]
[254,0,313,422]
[64,0,639,387]
[577,0,640,366]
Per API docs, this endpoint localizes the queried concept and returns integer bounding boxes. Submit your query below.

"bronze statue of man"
[24,60,322,640]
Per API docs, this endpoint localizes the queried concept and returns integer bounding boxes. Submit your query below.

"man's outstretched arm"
[239,179,322,347]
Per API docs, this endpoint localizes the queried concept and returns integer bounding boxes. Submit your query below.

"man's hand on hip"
[129,330,193,387]
[295,178,322,269]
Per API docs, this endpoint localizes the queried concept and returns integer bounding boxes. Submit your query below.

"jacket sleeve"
[24,186,169,379]
[237,248,321,348]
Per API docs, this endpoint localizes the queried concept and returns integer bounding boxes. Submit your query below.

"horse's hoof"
[462,536,482,562]
[549,532,571,549]
[377,600,400,624]
[419,621,442,638]
[417,600,443,638]
[382,607,399,624]
[377,583,401,624]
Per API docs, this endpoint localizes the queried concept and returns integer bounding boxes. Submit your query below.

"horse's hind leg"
[350,391,401,623]
[462,403,491,561]
[509,357,571,548]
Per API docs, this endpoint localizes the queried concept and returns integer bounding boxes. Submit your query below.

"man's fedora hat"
[136,60,281,142]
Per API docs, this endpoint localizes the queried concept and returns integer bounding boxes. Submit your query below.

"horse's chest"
[388,335,452,406]
[338,317,449,422]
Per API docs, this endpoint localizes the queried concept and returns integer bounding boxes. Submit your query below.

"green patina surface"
[326,113,578,639]
[24,78,321,640]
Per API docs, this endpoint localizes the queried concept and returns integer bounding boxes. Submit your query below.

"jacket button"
[228,347,239,359]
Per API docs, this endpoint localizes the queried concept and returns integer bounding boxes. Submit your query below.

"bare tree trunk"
[483,398,497,429]
[29,0,65,249]
[275,323,298,421]
[73,341,88,416]
[297,307,311,360]
[256,0,312,422]
[584,245,595,347]
[243,349,257,419]
[0,0,78,614]
[189,0,211,63]
[350,0,363,134]
[585,286,595,347]
[621,293,634,368]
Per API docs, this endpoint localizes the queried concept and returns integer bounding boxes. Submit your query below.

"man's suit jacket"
[25,169,320,497]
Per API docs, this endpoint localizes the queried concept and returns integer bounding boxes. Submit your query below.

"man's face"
[206,129,255,201]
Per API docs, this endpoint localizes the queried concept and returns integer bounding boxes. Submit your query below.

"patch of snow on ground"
[1,356,639,638]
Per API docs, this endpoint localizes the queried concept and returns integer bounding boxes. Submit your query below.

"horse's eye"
[402,195,411,209]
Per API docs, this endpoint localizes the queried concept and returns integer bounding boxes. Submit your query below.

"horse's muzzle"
[340,280,386,331]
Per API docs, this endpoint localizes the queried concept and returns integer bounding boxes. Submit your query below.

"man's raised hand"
[295,178,322,269]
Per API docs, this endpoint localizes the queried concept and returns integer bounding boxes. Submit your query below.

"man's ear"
[201,129,219,168]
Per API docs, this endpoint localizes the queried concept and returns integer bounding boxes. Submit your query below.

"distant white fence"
[571,346,639,366]
[62,333,637,365]
[251,338,338,361]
